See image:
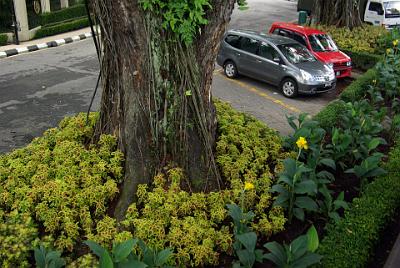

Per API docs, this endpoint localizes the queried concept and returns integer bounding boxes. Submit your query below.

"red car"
[269,22,352,78]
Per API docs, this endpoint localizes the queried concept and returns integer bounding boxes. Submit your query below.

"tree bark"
[313,0,362,28]
[88,0,236,220]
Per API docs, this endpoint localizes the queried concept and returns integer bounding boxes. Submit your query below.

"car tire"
[280,78,298,98]
[224,61,238,79]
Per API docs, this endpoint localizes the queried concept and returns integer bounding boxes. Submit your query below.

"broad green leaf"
[368,138,382,151]
[155,248,173,266]
[34,246,46,268]
[227,204,242,223]
[271,184,288,194]
[290,235,308,258]
[283,158,297,177]
[306,225,319,252]
[295,196,318,211]
[237,232,257,251]
[119,259,148,268]
[291,252,323,268]
[237,249,255,267]
[293,207,305,221]
[319,158,336,170]
[113,239,137,263]
[99,251,114,268]
[295,180,317,195]
[85,240,106,257]
[263,242,286,266]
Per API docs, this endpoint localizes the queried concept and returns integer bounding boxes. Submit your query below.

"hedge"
[343,49,382,71]
[317,140,400,267]
[314,66,377,128]
[339,67,377,102]
[0,34,7,46]
[40,4,86,26]
[34,17,89,39]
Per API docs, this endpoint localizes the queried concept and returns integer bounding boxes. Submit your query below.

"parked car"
[269,22,352,78]
[217,30,336,98]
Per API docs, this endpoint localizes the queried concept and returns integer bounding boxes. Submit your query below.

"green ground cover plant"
[40,4,86,26]
[0,33,7,46]
[0,101,287,267]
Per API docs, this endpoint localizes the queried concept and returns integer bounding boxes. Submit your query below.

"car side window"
[369,2,384,14]
[277,29,292,38]
[292,33,307,47]
[239,37,259,54]
[225,34,240,49]
[272,28,280,35]
[258,42,280,61]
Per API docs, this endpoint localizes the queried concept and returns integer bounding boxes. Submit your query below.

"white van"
[364,0,400,29]
[298,0,400,29]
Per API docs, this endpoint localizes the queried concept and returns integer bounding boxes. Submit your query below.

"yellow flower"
[393,39,399,47]
[244,182,255,191]
[296,137,309,150]
[387,48,392,55]
[372,79,377,85]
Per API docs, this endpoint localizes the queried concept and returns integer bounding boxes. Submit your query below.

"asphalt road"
[0,0,341,153]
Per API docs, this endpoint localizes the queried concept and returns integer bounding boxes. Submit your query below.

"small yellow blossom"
[372,79,377,85]
[296,137,309,150]
[244,182,255,191]
[393,39,399,47]
[387,48,392,55]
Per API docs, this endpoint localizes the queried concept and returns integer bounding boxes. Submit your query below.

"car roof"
[271,22,326,35]
[227,29,297,45]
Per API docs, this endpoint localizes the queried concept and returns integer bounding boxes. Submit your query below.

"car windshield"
[278,43,316,64]
[308,34,338,52]
[384,1,400,18]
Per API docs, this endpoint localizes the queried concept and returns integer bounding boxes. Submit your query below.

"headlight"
[346,61,352,67]
[300,69,314,83]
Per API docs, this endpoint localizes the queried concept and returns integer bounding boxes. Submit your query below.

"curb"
[0,32,93,59]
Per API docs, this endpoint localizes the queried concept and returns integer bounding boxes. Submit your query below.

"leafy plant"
[317,187,348,223]
[227,204,264,268]
[345,153,386,179]
[85,239,173,268]
[272,158,318,222]
[264,225,322,268]
[34,245,65,268]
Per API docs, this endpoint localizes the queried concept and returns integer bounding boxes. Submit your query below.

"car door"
[235,36,260,78]
[254,42,285,85]
[365,1,384,25]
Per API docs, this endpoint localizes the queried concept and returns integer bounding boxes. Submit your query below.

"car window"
[258,42,280,61]
[292,33,308,47]
[369,2,384,14]
[272,28,280,35]
[308,34,338,52]
[277,29,292,38]
[278,43,316,64]
[239,37,259,54]
[384,1,400,18]
[225,34,241,48]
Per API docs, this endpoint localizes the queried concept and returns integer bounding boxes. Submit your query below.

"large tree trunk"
[88,0,236,220]
[314,0,362,28]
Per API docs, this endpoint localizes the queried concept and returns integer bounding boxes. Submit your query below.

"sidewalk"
[0,27,93,58]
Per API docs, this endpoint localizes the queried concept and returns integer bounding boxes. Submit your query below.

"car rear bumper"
[298,81,336,94]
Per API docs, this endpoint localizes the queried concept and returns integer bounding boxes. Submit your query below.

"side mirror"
[378,10,384,16]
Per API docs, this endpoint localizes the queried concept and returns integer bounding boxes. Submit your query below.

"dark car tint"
[225,34,241,48]
[239,37,259,54]
[258,42,280,61]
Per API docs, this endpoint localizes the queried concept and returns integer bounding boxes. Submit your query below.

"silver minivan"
[217,30,336,98]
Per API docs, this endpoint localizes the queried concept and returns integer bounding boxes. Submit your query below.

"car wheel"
[224,61,238,78]
[280,78,298,98]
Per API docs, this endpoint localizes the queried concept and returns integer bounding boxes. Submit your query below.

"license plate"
[336,71,341,76]
[324,82,332,87]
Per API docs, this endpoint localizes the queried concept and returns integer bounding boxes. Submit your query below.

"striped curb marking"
[0,32,93,59]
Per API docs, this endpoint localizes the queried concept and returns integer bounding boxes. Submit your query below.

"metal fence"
[0,0,14,33]
[26,0,42,29]
[50,0,61,11]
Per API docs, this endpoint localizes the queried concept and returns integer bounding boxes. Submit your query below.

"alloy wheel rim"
[283,81,295,96]
[225,64,235,77]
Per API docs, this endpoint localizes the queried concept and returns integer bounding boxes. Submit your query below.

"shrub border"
[315,56,400,267]
[34,17,89,39]
[0,33,8,46]
[40,4,86,26]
